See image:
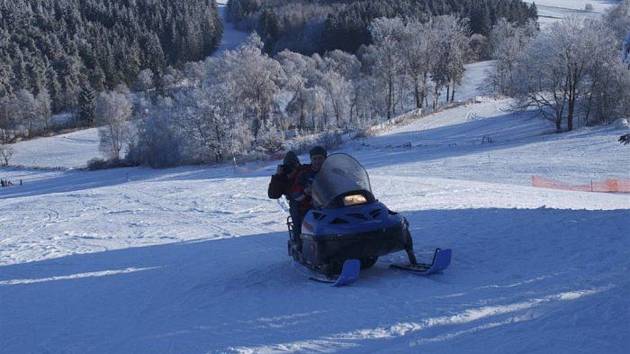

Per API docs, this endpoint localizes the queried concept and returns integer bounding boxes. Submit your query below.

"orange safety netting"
[532,176,630,193]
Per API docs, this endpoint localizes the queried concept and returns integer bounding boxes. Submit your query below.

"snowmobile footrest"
[308,259,361,287]
[391,248,451,275]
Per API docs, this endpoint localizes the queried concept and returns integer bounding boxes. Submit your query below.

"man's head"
[309,146,327,171]
[282,151,300,169]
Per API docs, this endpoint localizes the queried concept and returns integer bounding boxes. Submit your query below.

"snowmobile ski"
[306,259,361,287]
[390,248,451,275]
[332,259,361,287]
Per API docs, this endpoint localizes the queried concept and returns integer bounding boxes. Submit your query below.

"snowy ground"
[523,0,615,25]
[1,96,629,353]
[7,128,102,169]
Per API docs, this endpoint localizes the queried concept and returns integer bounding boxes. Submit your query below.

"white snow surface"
[523,0,615,25]
[8,128,102,169]
[1,97,629,353]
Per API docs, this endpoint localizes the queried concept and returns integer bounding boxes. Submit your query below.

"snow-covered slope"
[523,0,615,25]
[7,128,102,169]
[1,97,629,353]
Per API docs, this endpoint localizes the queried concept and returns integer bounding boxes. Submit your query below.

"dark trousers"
[289,200,302,239]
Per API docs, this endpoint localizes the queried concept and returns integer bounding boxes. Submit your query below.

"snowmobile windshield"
[312,153,373,208]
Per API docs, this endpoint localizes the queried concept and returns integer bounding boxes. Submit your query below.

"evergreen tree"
[0,0,223,115]
[78,85,96,127]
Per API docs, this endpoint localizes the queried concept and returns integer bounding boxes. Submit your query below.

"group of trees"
[124,13,481,167]
[489,1,630,132]
[227,0,537,55]
[0,0,222,139]
[0,89,52,140]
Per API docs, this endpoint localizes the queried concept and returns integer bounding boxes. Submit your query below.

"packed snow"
[1,1,629,352]
[1,96,629,353]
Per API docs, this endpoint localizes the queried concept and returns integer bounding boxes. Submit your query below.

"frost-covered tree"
[0,144,13,166]
[367,17,406,119]
[278,50,316,131]
[399,19,436,109]
[604,0,630,42]
[0,96,15,143]
[209,34,285,139]
[95,90,132,160]
[583,54,630,125]
[429,15,471,106]
[318,52,357,129]
[36,89,52,130]
[15,90,38,137]
[514,17,620,131]
[487,18,537,96]
[127,96,184,167]
[180,84,252,162]
[134,69,155,91]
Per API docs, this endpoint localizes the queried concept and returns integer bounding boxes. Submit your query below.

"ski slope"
[1,97,629,353]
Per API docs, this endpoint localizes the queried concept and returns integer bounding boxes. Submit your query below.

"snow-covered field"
[7,128,102,169]
[523,0,615,25]
[1,96,629,353]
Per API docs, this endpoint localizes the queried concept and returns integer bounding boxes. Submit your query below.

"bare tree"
[95,90,132,160]
[400,19,436,109]
[429,15,470,106]
[0,144,13,166]
[36,89,52,131]
[278,50,316,131]
[514,17,618,132]
[15,89,38,137]
[367,17,406,119]
[487,18,537,96]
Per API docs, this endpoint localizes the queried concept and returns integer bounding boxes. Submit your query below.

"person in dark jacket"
[291,146,327,221]
[268,151,308,244]
[268,151,301,199]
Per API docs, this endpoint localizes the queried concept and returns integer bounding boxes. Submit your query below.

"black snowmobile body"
[287,153,418,277]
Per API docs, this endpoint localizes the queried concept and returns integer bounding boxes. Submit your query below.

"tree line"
[0,0,223,139]
[94,14,484,167]
[227,0,537,54]
[97,2,629,169]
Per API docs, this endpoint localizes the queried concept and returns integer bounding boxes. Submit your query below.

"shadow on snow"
[1,207,628,353]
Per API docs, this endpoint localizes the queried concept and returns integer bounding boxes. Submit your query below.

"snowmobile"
[287,153,451,286]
